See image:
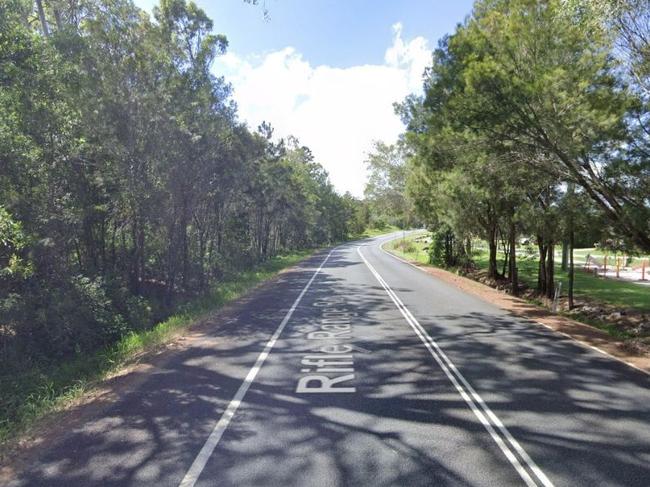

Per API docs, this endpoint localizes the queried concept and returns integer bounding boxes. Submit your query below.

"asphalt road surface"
[11,234,650,486]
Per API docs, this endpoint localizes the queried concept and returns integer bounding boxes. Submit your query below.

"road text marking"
[295,295,357,393]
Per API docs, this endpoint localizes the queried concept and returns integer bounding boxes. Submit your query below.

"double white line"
[357,246,554,487]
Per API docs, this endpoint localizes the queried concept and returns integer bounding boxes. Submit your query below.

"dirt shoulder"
[383,246,650,376]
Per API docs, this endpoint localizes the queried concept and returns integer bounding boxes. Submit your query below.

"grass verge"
[471,251,650,312]
[386,232,429,264]
[387,233,650,312]
[358,225,402,238]
[0,249,314,448]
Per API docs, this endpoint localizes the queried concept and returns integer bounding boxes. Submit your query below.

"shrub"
[393,240,416,254]
[0,274,131,369]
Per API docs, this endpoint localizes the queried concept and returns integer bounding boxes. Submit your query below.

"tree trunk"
[568,187,576,310]
[110,221,117,271]
[545,242,555,300]
[131,217,141,294]
[567,183,576,309]
[488,226,498,279]
[180,213,189,290]
[568,226,575,310]
[99,217,106,274]
[35,0,49,36]
[166,218,178,302]
[509,218,518,296]
[53,7,63,31]
[499,228,509,277]
[197,228,207,292]
[561,240,568,271]
[537,237,547,295]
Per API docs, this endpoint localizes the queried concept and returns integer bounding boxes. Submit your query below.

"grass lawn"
[570,248,650,265]
[473,251,650,312]
[0,249,315,446]
[386,233,650,313]
[385,231,430,265]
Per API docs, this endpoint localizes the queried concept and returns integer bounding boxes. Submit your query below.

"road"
[11,234,650,486]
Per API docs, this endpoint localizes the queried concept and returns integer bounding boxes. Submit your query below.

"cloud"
[214,23,431,197]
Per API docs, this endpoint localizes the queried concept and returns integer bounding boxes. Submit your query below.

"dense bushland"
[0,0,364,377]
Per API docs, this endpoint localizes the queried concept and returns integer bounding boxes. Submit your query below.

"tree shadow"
[9,248,650,487]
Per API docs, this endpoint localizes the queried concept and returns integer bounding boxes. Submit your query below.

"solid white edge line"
[357,245,554,487]
[380,239,650,378]
[178,249,335,487]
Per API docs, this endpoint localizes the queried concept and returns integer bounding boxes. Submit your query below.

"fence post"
[552,281,562,313]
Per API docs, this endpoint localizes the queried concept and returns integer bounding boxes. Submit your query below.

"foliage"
[399,0,650,300]
[363,141,415,229]
[0,249,312,443]
[0,1,361,379]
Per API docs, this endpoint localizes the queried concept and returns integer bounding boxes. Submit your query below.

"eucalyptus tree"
[0,0,358,372]
[364,141,413,228]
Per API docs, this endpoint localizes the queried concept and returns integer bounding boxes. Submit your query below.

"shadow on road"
[11,249,650,487]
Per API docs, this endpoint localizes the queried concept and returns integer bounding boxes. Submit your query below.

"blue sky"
[134,0,475,195]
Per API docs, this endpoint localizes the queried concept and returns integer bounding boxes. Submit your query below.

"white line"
[379,240,429,274]
[532,321,650,376]
[357,246,554,487]
[178,250,334,487]
[381,239,650,378]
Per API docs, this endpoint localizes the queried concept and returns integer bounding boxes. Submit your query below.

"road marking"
[295,300,358,394]
[178,250,335,487]
[381,239,650,378]
[534,321,650,376]
[357,246,554,487]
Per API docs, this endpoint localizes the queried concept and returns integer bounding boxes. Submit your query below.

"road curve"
[11,234,650,486]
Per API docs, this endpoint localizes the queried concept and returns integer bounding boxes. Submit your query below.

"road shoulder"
[383,244,650,376]
[0,252,321,485]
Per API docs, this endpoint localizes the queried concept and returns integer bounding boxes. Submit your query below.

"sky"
[134,0,475,196]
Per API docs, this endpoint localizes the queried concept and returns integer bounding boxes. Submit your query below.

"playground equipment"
[585,254,649,282]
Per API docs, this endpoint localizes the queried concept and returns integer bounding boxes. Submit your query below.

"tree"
[452,0,648,250]
[0,0,358,374]
[400,0,649,300]
[364,141,413,228]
